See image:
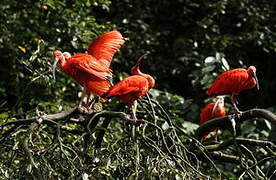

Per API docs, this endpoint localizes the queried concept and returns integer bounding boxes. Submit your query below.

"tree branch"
[195,108,276,139]
[205,138,276,152]
[210,151,240,164]
[0,108,78,129]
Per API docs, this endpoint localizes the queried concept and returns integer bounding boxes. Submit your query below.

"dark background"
[0,0,275,178]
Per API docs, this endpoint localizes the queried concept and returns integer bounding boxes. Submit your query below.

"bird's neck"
[144,74,155,89]
[58,58,66,71]
[131,66,155,89]
[139,73,155,89]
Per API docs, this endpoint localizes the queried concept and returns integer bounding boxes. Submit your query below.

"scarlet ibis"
[207,66,259,112]
[101,53,155,121]
[200,96,227,141]
[52,30,125,107]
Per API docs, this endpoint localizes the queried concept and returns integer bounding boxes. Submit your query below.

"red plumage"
[54,52,112,97]
[62,53,112,82]
[103,75,150,103]
[88,30,125,68]
[102,53,155,104]
[53,30,125,104]
[207,66,258,96]
[207,66,259,112]
[200,96,226,141]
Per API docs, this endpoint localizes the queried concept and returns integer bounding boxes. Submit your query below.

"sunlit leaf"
[18,45,26,53]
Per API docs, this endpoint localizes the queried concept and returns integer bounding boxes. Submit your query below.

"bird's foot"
[77,102,103,114]
[78,105,86,113]
[91,102,103,112]
[77,106,93,114]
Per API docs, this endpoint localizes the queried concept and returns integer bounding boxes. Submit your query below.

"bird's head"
[131,53,149,75]
[53,50,63,61]
[131,53,155,88]
[212,96,224,115]
[147,75,155,89]
[52,50,65,80]
[247,66,259,90]
[63,52,71,60]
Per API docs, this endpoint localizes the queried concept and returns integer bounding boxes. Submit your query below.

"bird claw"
[91,102,103,112]
[78,106,93,114]
[78,102,103,115]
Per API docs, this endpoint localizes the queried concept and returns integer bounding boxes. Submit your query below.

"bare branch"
[205,138,276,152]
[0,108,78,129]
[195,108,276,139]
[210,151,240,164]
[42,107,78,120]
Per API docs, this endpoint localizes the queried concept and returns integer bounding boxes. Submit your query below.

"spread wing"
[69,53,112,80]
[88,30,125,67]
[207,68,248,96]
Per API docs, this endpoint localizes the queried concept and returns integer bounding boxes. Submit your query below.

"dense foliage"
[0,0,276,179]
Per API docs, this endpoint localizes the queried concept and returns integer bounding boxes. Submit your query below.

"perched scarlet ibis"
[200,96,227,141]
[52,30,125,107]
[53,52,112,104]
[101,53,155,121]
[207,66,259,112]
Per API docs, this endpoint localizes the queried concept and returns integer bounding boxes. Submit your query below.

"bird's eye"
[249,71,255,76]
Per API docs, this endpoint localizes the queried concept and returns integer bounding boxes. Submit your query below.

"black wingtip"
[107,76,113,85]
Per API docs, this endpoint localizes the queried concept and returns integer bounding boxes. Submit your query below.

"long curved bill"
[252,71,259,90]
[211,96,224,116]
[52,58,59,81]
[136,52,150,66]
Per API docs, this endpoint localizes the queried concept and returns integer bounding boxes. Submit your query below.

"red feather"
[208,67,257,96]
[63,53,112,80]
[88,30,125,68]
[101,54,155,104]
[53,30,125,102]
[85,78,112,97]
[103,75,149,103]
[200,98,226,141]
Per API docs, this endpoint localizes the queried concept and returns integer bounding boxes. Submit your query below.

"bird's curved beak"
[212,97,223,116]
[252,71,259,90]
[52,58,59,81]
[136,52,149,66]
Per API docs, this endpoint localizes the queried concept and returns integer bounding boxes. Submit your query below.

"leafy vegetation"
[0,0,276,179]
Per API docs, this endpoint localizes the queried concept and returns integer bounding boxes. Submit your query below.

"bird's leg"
[88,96,102,112]
[230,94,241,113]
[131,100,138,122]
[214,128,219,142]
[88,94,97,110]
[78,88,87,108]
[86,93,91,105]
[233,95,238,105]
